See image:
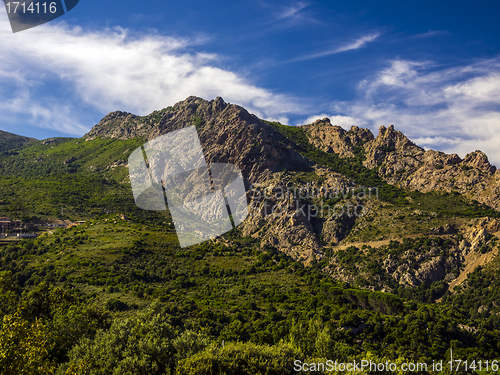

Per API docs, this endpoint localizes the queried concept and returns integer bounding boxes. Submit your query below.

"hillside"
[1,96,500,373]
[0,129,36,153]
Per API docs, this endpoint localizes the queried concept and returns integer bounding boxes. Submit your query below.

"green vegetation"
[0,136,149,221]
[0,121,500,373]
[1,221,500,373]
[268,122,500,219]
[0,130,36,153]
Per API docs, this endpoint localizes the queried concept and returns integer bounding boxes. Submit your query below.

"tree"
[0,313,55,375]
[58,303,176,375]
[175,341,301,375]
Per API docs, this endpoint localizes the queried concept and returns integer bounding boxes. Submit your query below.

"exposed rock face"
[394,254,459,287]
[460,217,500,254]
[377,147,499,210]
[42,139,57,145]
[85,111,142,140]
[85,97,310,183]
[390,217,499,288]
[302,120,500,210]
[301,119,374,158]
[239,168,358,262]
[363,125,424,170]
[462,151,497,174]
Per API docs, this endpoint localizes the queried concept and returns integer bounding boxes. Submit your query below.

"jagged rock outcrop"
[459,217,500,255]
[363,125,424,170]
[462,151,497,174]
[85,111,142,140]
[42,138,57,145]
[301,118,374,157]
[239,168,358,262]
[363,127,499,210]
[303,120,500,210]
[85,97,310,183]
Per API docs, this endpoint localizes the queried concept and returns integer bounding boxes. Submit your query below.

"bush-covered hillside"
[1,99,500,374]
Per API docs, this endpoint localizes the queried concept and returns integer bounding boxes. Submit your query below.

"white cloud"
[300,113,360,128]
[274,1,310,21]
[334,33,380,53]
[329,58,500,166]
[0,14,303,136]
[292,33,380,62]
[264,1,321,27]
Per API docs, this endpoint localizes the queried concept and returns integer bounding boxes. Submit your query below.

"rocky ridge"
[84,96,500,286]
[86,98,499,211]
[302,122,500,210]
[300,118,374,158]
[85,96,310,183]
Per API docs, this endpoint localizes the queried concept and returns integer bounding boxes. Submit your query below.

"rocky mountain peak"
[301,118,370,158]
[363,125,424,169]
[462,150,496,174]
[300,120,499,210]
[212,96,228,112]
[376,124,418,149]
[85,96,309,182]
[361,128,500,210]
[312,117,331,126]
[348,126,374,143]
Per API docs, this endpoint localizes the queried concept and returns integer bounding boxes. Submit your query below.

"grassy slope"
[0,127,499,364]
[0,130,36,153]
[0,136,148,221]
[3,217,498,361]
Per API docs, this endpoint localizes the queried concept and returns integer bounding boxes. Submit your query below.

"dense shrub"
[175,341,301,375]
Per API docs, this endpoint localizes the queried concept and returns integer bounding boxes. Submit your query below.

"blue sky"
[1,0,500,165]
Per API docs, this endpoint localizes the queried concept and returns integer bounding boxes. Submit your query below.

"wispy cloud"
[262,1,321,27]
[0,13,304,136]
[290,33,380,62]
[274,1,310,21]
[411,30,449,39]
[321,58,500,166]
[334,33,380,53]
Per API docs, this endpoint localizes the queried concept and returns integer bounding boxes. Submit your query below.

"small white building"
[17,233,37,238]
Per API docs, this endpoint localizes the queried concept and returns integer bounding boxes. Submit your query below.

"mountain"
[302,118,500,210]
[85,96,310,183]
[86,97,500,210]
[2,96,498,272]
[1,96,500,372]
[82,96,500,267]
[0,129,36,153]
